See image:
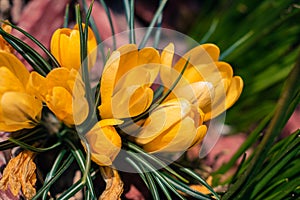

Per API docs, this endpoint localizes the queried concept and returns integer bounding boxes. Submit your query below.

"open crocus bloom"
[160,43,243,121]
[0,52,42,131]
[98,44,161,119]
[50,24,97,70]
[135,98,207,153]
[28,68,88,125]
[84,119,123,166]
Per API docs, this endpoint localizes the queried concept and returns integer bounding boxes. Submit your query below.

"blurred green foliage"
[189,0,300,131]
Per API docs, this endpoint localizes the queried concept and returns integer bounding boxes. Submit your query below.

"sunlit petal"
[0,52,29,86]
[135,98,191,145]
[0,92,42,131]
[84,120,123,166]
[111,85,153,118]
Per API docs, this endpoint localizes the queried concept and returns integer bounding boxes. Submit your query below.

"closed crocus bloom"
[135,98,207,153]
[50,24,97,70]
[0,52,42,131]
[28,68,88,125]
[160,43,243,121]
[99,44,161,119]
[84,119,123,166]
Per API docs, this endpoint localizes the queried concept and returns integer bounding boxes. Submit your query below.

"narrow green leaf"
[64,137,96,198]
[215,112,273,175]
[173,163,220,200]
[33,154,74,200]
[199,18,219,44]
[63,4,70,28]
[126,141,189,183]
[162,172,212,200]
[8,137,61,153]
[1,21,60,68]
[127,151,186,200]
[0,29,48,76]
[57,179,85,200]
[139,0,168,48]
[125,157,149,187]
[98,0,116,49]
[220,31,253,60]
[42,149,67,200]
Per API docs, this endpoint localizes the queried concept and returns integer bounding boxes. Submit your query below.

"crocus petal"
[161,43,174,68]
[142,117,200,153]
[111,85,153,118]
[115,44,138,82]
[173,44,220,73]
[135,98,191,145]
[190,125,207,147]
[137,47,160,66]
[46,86,74,125]
[84,120,123,166]
[0,67,25,95]
[203,76,243,121]
[170,82,214,109]
[27,71,48,101]
[114,64,160,92]
[46,68,71,93]
[0,52,29,86]
[99,51,121,119]
[0,92,42,131]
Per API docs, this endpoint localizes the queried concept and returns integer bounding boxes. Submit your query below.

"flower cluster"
[0,21,243,198]
[0,23,243,164]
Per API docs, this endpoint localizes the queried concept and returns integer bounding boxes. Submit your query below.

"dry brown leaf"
[0,150,36,199]
[99,166,123,200]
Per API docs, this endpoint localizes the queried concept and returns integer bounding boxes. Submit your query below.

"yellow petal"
[225,76,243,108]
[190,125,207,147]
[142,117,200,153]
[111,85,153,118]
[170,82,214,109]
[0,52,29,86]
[46,86,74,125]
[203,76,243,121]
[84,121,122,166]
[161,43,174,68]
[115,44,138,82]
[174,44,220,72]
[137,47,160,65]
[135,98,191,145]
[99,51,121,119]
[114,64,160,92]
[0,67,25,95]
[0,92,42,131]
[46,67,71,93]
[26,71,48,101]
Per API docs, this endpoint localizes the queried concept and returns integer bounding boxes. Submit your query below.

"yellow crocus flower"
[0,52,42,132]
[99,44,161,119]
[84,119,123,166]
[160,43,243,121]
[135,98,207,153]
[28,67,88,125]
[50,24,97,70]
